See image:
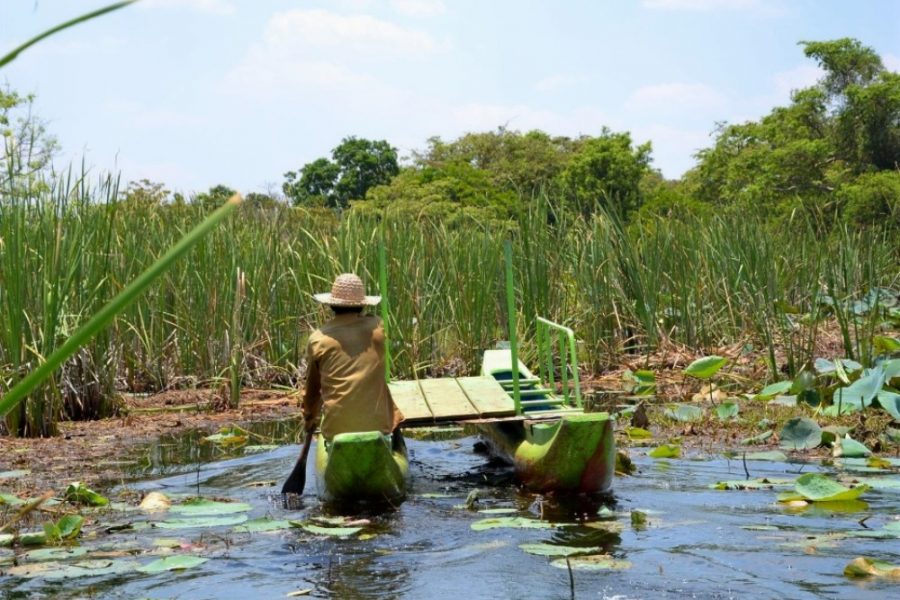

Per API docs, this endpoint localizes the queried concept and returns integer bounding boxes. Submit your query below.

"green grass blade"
[0,194,242,419]
[0,1,137,69]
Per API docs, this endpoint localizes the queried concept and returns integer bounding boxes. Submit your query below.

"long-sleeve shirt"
[301,313,404,439]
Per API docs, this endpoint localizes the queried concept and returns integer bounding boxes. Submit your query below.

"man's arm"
[301,341,322,432]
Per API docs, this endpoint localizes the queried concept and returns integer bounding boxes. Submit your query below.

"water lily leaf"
[715,401,739,420]
[22,547,88,561]
[6,558,140,579]
[170,498,251,516]
[232,517,292,533]
[851,477,900,490]
[833,369,885,411]
[779,417,822,450]
[477,508,518,515]
[137,555,208,573]
[0,469,30,479]
[19,531,48,546]
[649,444,681,459]
[740,430,773,445]
[294,523,362,537]
[153,515,248,529]
[794,473,869,502]
[519,543,603,557]
[875,390,900,421]
[844,557,900,578]
[203,426,248,446]
[745,451,788,462]
[712,477,794,490]
[64,482,108,507]
[684,356,727,379]
[882,359,900,382]
[0,492,25,506]
[139,492,171,511]
[550,555,632,571]
[801,500,869,514]
[664,404,703,422]
[624,426,652,439]
[755,381,792,400]
[834,436,871,458]
[470,517,555,531]
[44,515,83,542]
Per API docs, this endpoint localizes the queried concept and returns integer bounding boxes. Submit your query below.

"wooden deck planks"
[456,376,516,417]
[417,378,479,420]
[389,380,433,423]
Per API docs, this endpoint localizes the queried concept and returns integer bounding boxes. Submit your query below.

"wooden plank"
[389,380,433,423]
[418,378,479,419]
[456,376,517,417]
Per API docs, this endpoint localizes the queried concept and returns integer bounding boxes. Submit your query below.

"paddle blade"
[282,433,314,495]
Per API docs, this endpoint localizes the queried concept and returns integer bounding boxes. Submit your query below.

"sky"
[2,0,899,196]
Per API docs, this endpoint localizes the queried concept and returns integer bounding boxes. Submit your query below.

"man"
[302,273,404,440]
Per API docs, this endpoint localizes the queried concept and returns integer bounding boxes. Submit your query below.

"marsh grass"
[0,178,896,436]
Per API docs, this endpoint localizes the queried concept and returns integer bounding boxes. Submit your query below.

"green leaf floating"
[137,555,208,573]
[835,436,871,458]
[22,547,88,561]
[519,543,603,557]
[5,558,140,579]
[844,557,900,579]
[715,402,739,420]
[779,417,822,450]
[170,499,252,516]
[470,517,555,531]
[755,381,792,400]
[833,369,885,412]
[550,555,632,571]
[875,390,900,421]
[664,404,703,422]
[712,478,794,490]
[64,482,109,507]
[684,355,727,379]
[793,473,870,502]
[232,517,292,533]
[153,515,248,529]
[293,523,362,537]
[649,444,681,458]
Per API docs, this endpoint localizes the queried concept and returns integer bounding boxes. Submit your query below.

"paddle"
[281,430,314,495]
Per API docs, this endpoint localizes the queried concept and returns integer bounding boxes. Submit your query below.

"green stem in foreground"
[0,1,137,69]
[0,194,243,419]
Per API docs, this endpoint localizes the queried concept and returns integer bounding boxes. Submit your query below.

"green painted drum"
[315,430,409,503]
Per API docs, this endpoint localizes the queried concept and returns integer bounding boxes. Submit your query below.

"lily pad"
[518,543,603,557]
[875,390,900,421]
[477,508,518,515]
[755,381,792,400]
[44,515,84,542]
[649,444,681,458]
[64,482,108,507]
[470,517,555,531]
[779,417,822,450]
[834,436,871,458]
[170,498,252,516]
[833,369,885,412]
[740,430,773,445]
[794,473,869,502]
[5,558,140,579]
[664,404,703,422]
[153,515,248,529]
[715,402,739,420]
[137,555,208,573]
[294,523,362,537]
[844,557,900,578]
[232,517,292,533]
[550,555,632,571]
[684,356,727,379]
[624,427,652,439]
[22,547,88,561]
[712,477,794,490]
[745,451,788,462]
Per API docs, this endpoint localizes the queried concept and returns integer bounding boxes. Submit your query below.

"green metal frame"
[535,317,582,408]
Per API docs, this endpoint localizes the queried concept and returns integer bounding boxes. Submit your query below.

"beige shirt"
[302,313,404,439]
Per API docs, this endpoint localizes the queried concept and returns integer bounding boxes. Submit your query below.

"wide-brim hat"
[314,273,381,306]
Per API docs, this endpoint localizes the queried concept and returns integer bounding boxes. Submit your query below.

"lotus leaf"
[470,517,555,531]
[664,404,703,422]
[834,436,871,458]
[518,543,603,557]
[64,482,108,507]
[294,523,362,537]
[6,558,140,579]
[794,473,869,502]
[137,555,208,573]
[755,381,792,400]
[170,498,251,516]
[624,426,652,439]
[715,402,739,420]
[684,356,727,379]
[779,417,822,450]
[740,431,773,445]
[844,557,900,578]
[153,515,248,529]
[23,547,88,561]
[550,555,632,571]
[232,517,292,533]
[712,477,793,490]
[875,390,900,421]
[745,451,788,462]
[649,444,681,458]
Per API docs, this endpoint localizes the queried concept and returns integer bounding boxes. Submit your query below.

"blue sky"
[2,0,898,195]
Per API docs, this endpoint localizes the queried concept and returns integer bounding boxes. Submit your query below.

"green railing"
[535,317,582,408]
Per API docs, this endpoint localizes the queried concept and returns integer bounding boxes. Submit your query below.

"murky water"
[2,423,899,599]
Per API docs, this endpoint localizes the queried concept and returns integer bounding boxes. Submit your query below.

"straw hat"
[314,273,381,306]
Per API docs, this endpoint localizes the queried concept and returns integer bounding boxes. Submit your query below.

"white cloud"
[389,0,446,18]
[884,53,900,73]
[771,63,823,99]
[448,103,607,137]
[141,0,237,15]
[104,100,201,129]
[534,74,588,93]
[628,82,727,111]
[629,123,711,175]
[641,0,761,10]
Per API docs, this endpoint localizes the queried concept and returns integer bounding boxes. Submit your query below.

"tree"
[121,179,170,207]
[1,86,58,195]
[801,38,883,99]
[283,137,399,209]
[558,129,652,218]
[193,184,237,210]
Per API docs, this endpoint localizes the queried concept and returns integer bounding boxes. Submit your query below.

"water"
[2,424,899,599]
